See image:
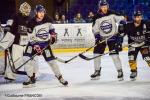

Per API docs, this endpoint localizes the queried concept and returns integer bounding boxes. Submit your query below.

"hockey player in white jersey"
[23,5,68,87]
[91,0,125,81]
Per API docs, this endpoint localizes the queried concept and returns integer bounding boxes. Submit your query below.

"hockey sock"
[110,54,122,71]
[94,54,101,71]
[129,60,137,71]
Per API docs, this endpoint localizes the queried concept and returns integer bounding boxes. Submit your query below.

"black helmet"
[98,0,109,8]
[134,10,142,17]
[35,5,46,13]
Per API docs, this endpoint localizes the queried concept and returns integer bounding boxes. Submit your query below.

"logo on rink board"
[77,28,82,36]
[53,24,95,49]
[64,28,69,36]
[64,28,83,37]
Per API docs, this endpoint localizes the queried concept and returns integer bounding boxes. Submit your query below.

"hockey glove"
[33,45,43,55]
[94,34,103,44]
[118,20,126,35]
[50,32,57,44]
[115,36,123,51]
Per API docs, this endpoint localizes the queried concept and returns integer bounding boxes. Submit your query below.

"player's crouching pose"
[120,10,150,81]
[91,0,125,81]
[3,2,32,81]
[23,5,68,87]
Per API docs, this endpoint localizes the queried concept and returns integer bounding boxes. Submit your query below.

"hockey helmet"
[35,5,46,13]
[98,0,109,8]
[19,2,31,16]
[134,10,143,17]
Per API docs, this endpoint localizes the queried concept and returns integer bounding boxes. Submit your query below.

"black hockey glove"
[118,20,126,35]
[94,34,103,44]
[50,32,57,44]
[115,36,123,51]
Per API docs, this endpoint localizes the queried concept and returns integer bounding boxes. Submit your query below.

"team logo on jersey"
[137,32,140,35]
[100,20,112,34]
[36,28,49,40]
[130,36,145,43]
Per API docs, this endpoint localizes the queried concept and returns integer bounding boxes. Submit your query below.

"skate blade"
[118,77,124,81]
[5,78,15,83]
[5,80,15,84]
[63,84,69,87]
[91,76,100,80]
[23,84,35,88]
[130,78,137,81]
[60,82,68,87]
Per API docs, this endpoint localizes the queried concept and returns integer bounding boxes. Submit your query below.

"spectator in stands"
[53,13,61,24]
[124,15,129,21]
[60,14,68,23]
[86,11,94,23]
[73,12,86,23]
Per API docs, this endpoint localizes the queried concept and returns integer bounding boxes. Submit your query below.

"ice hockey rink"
[0,50,150,100]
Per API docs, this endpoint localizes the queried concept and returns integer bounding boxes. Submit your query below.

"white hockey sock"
[48,60,61,77]
[23,56,34,77]
[94,54,101,71]
[110,54,122,71]
[32,56,39,74]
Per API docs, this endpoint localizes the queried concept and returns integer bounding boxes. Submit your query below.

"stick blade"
[79,54,90,60]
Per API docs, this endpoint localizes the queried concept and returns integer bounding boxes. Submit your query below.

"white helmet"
[19,2,31,16]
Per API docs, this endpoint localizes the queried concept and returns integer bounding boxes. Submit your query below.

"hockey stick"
[55,34,117,63]
[79,43,133,61]
[16,43,51,71]
[79,50,115,61]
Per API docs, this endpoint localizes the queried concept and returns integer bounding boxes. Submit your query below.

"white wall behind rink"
[52,23,95,49]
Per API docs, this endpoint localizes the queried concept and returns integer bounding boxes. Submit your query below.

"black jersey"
[124,20,150,46]
[10,13,31,45]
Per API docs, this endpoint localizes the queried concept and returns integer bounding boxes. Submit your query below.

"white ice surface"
[0,51,150,100]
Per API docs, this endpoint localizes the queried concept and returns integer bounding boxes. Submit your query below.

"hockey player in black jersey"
[23,5,68,87]
[91,0,125,81]
[120,10,150,80]
[3,2,32,81]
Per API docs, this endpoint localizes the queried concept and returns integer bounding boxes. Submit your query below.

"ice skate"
[23,75,36,88]
[56,75,68,86]
[117,69,124,81]
[91,69,101,80]
[130,71,137,81]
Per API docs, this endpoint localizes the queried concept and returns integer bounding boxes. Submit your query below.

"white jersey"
[28,22,54,43]
[92,14,124,37]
